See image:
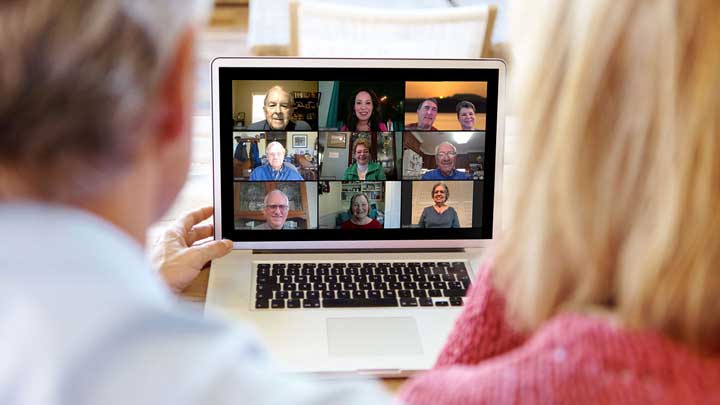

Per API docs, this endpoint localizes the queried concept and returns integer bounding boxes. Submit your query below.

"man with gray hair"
[247,85,312,130]
[249,140,303,181]
[421,141,471,180]
[0,1,387,404]
[256,189,292,229]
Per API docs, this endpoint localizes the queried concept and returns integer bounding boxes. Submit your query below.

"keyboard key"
[450,297,464,306]
[433,281,448,290]
[358,282,371,290]
[400,297,418,307]
[275,291,289,299]
[429,289,442,297]
[302,268,315,276]
[307,291,320,300]
[413,290,427,298]
[412,274,427,282]
[323,298,398,308]
[389,282,402,290]
[281,283,295,291]
[435,301,450,307]
[257,284,280,293]
[313,283,326,291]
[298,283,312,291]
[303,299,321,308]
[272,263,286,269]
[287,268,299,276]
[287,299,301,308]
[443,289,465,297]
[255,300,269,309]
[271,268,285,276]
[403,282,418,290]
[419,297,434,307]
[322,291,335,299]
[353,290,367,299]
[398,290,412,298]
[271,300,285,309]
[256,291,270,300]
[339,275,352,283]
[343,282,357,291]
[337,291,351,299]
[292,291,304,299]
[383,290,396,298]
[419,282,432,290]
[279,275,292,283]
[295,275,308,283]
[368,290,381,299]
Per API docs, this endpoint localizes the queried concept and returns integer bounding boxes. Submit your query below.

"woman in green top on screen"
[342,138,386,181]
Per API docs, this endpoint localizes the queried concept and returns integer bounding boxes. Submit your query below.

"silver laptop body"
[207,58,506,376]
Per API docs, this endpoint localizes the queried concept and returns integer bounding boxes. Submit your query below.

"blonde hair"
[495,0,720,352]
[352,138,372,154]
[0,0,209,200]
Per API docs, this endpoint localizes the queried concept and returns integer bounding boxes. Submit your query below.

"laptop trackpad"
[326,317,423,356]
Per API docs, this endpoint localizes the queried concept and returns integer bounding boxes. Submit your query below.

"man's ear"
[154,28,196,145]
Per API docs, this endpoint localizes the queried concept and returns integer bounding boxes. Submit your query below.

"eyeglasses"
[265,204,289,211]
[437,152,457,158]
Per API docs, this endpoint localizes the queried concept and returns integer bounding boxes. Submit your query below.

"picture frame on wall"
[292,134,308,148]
[327,132,347,148]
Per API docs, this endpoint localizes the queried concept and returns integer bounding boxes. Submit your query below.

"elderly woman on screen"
[418,183,459,228]
[340,193,382,230]
[455,100,478,131]
[342,138,386,180]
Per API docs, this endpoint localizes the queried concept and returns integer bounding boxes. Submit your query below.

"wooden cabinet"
[234,182,308,229]
[292,91,318,124]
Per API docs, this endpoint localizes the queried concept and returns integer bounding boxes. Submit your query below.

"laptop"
[207,58,506,376]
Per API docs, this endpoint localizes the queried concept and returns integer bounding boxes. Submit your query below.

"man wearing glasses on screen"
[421,141,471,180]
[256,189,292,230]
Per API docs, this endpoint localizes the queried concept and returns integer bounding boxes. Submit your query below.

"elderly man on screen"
[256,189,292,230]
[249,141,303,181]
[247,85,311,131]
[405,98,439,131]
[421,141,471,180]
[0,1,388,404]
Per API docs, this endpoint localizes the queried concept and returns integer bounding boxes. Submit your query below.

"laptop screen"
[216,61,501,243]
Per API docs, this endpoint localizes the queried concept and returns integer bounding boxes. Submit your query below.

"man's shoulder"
[249,165,270,180]
[290,120,311,130]
[421,169,439,180]
[247,120,268,130]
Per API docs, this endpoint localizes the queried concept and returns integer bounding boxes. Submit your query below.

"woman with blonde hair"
[399,0,720,403]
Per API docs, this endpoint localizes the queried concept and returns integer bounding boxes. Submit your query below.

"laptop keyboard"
[254,261,471,309]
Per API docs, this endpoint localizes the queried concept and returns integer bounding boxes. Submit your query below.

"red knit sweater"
[398,265,720,404]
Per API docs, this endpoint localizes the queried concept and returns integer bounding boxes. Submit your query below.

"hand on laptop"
[151,206,233,293]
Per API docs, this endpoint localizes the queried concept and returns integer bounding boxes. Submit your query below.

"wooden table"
[180,266,407,393]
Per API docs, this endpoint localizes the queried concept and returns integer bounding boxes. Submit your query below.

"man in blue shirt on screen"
[421,141,471,180]
[249,141,303,181]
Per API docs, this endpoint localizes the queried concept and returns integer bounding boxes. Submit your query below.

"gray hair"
[435,141,457,155]
[266,141,286,155]
[0,0,210,199]
[264,189,289,207]
[455,100,476,117]
[264,85,295,107]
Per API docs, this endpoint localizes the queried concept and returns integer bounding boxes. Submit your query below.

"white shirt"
[0,203,391,405]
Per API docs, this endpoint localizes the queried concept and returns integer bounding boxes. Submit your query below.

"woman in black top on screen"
[341,88,388,132]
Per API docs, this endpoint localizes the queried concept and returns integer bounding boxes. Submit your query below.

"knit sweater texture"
[398,265,720,404]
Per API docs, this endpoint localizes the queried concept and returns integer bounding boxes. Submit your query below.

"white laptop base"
[206,249,486,376]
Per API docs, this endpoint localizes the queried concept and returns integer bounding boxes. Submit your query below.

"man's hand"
[151,206,233,293]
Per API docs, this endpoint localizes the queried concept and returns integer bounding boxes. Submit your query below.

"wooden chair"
[289,1,496,58]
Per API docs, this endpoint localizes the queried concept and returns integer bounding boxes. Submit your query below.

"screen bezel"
[211,58,506,250]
